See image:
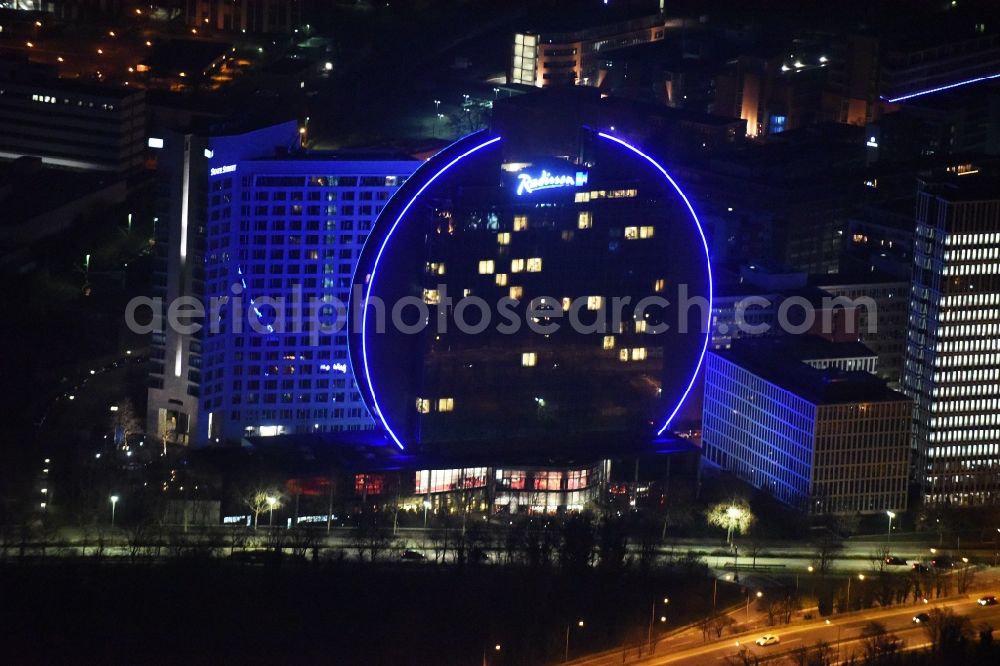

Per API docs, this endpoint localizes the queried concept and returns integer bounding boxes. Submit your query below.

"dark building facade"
[352,111,712,457]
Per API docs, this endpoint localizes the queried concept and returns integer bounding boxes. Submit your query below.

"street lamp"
[482,642,501,666]
[886,511,896,545]
[564,620,584,662]
[746,590,762,621]
[647,597,669,654]
[725,506,743,545]
[110,494,119,527]
[266,495,277,527]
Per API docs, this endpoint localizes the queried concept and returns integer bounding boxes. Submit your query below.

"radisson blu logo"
[516,169,588,196]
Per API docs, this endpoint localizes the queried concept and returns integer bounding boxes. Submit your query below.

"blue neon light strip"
[596,132,713,437]
[882,73,1000,103]
[361,135,504,450]
[238,266,273,334]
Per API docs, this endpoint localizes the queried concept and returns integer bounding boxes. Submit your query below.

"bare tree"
[956,561,976,594]
[710,614,737,638]
[110,399,143,443]
[922,607,973,654]
[859,621,900,665]
[240,487,281,530]
[812,537,844,575]
[790,640,834,666]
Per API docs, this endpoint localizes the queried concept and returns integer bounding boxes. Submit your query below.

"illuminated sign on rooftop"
[515,169,588,196]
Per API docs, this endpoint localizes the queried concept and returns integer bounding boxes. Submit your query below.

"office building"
[185,0,301,34]
[903,173,1000,505]
[0,59,146,173]
[146,119,419,445]
[702,337,911,515]
[511,12,678,88]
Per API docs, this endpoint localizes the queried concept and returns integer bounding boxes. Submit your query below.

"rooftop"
[714,337,907,405]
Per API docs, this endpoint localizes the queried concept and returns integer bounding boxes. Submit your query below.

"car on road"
[978,595,997,606]
[931,557,955,569]
[911,563,929,573]
[913,613,930,623]
[884,556,907,565]
[755,635,780,646]
[400,549,426,561]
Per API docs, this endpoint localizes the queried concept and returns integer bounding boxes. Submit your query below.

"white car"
[755,635,780,646]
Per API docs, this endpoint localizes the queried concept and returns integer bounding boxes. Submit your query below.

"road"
[569,590,1000,666]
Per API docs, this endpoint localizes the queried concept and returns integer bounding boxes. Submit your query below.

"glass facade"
[355,129,711,455]
[703,346,911,515]
[903,177,1000,504]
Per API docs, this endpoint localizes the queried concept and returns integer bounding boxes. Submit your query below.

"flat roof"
[713,337,907,406]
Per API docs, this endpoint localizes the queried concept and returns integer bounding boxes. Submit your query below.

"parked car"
[911,563,929,573]
[978,595,997,606]
[400,549,426,561]
[931,557,955,569]
[913,613,930,623]
[884,556,908,566]
[755,635,780,646]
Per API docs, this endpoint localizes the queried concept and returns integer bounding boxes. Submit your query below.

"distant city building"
[146,119,419,445]
[714,51,828,137]
[702,337,911,515]
[903,173,1000,505]
[0,61,145,173]
[815,275,909,387]
[186,0,301,34]
[511,13,677,88]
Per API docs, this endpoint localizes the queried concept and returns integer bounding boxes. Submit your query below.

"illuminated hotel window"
[437,397,454,412]
[513,215,528,231]
[526,257,542,272]
[625,226,638,240]
[562,297,572,311]
[354,474,384,496]
[415,398,430,413]
[511,258,525,273]
[578,211,592,229]
[566,469,589,490]
[587,296,603,310]
[423,288,440,305]
[478,259,495,274]
[522,352,537,367]
[619,349,629,362]
[640,226,654,239]
[574,192,591,203]
[495,273,508,286]
[497,469,526,490]
[603,335,615,350]
[654,278,665,292]
[635,320,647,333]
[498,232,511,245]
[426,261,445,275]
[631,347,647,361]
[534,471,563,491]
[510,286,523,300]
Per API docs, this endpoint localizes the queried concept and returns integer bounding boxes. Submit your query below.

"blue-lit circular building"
[350,120,711,456]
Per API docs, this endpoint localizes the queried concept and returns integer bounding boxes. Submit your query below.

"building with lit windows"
[511,11,678,88]
[351,106,712,458]
[903,173,1000,505]
[702,337,911,515]
[146,119,419,445]
[0,60,146,173]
